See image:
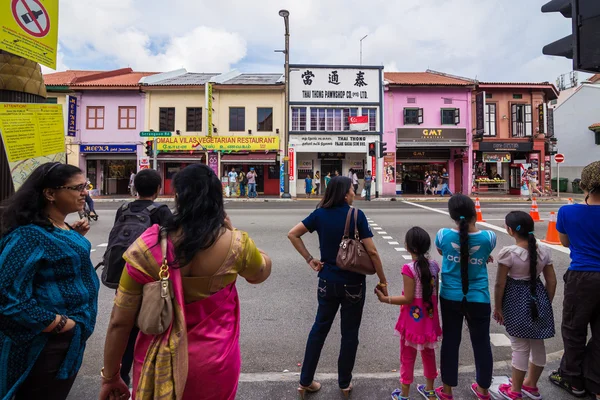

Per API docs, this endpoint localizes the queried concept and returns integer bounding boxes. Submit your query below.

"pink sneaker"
[499,384,523,399]
[470,383,491,400]
[434,386,453,399]
[521,384,542,400]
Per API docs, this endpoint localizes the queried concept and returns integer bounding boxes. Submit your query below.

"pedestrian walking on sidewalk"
[99,164,272,400]
[375,227,442,400]
[350,169,359,194]
[325,172,332,190]
[247,167,258,198]
[493,211,557,400]
[129,171,137,197]
[304,174,313,199]
[549,161,600,400]
[228,167,238,197]
[430,170,439,195]
[238,171,247,197]
[0,162,99,400]
[434,194,497,400]
[440,168,452,197]
[314,171,321,195]
[364,170,373,201]
[526,167,543,200]
[288,176,388,399]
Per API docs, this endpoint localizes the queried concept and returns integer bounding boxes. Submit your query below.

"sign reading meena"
[396,128,467,146]
[289,65,382,104]
[289,134,377,153]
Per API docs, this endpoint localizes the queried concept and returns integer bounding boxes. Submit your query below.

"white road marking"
[388,241,399,245]
[369,223,378,226]
[489,333,512,347]
[401,201,570,255]
[382,236,393,239]
[377,231,388,235]
[97,243,108,248]
[402,255,413,260]
[395,247,406,252]
[90,249,96,253]
[373,227,382,230]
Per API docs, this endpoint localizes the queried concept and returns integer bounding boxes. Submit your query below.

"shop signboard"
[288,148,295,181]
[80,144,137,153]
[383,153,396,184]
[155,136,279,152]
[289,65,381,104]
[208,152,219,176]
[482,153,511,163]
[280,163,284,193]
[478,142,533,152]
[298,160,313,170]
[475,91,486,135]
[289,134,377,153]
[396,128,467,147]
[67,96,77,137]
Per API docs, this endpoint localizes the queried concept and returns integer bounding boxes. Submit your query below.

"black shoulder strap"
[121,203,130,211]
[147,203,168,214]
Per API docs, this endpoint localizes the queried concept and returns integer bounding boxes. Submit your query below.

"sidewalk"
[235,359,584,400]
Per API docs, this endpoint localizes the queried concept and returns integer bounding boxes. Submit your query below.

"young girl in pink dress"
[376,226,442,400]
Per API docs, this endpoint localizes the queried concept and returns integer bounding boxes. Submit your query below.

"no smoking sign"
[11,0,50,38]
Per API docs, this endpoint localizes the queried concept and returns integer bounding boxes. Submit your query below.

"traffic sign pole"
[554,153,565,199]
[153,136,157,170]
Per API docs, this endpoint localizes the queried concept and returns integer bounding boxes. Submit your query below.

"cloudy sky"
[47,0,584,83]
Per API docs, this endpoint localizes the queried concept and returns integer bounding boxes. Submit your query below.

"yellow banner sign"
[0,103,66,190]
[156,136,280,152]
[0,0,59,69]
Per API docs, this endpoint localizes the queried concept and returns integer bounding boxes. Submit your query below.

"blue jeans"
[364,184,371,201]
[440,183,452,196]
[85,194,95,213]
[300,278,366,389]
[239,183,246,197]
[248,183,257,198]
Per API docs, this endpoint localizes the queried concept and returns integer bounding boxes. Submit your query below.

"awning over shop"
[221,153,277,164]
[83,154,137,160]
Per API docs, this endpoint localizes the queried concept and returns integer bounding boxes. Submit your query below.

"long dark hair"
[447,194,476,300]
[405,227,433,304]
[166,164,226,267]
[318,176,352,209]
[505,211,539,320]
[0,162,82,236]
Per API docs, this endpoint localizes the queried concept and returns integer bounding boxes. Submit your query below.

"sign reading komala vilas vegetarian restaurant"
[156,136,279,152]
[289,65,382,104]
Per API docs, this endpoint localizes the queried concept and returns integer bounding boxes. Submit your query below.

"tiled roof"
[589,74,600,83]
[384,71,474,86]
[43,70,102,85]
[479,81,556,86]
[590,122,600,129]
[221,73,283,85]
[479,81,559,100]
[143,72,220,86]
[71,71,158,87]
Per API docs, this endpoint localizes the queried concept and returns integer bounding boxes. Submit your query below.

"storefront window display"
[102,160,136,195]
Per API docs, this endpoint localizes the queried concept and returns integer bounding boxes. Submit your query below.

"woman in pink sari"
[99,164,272,400]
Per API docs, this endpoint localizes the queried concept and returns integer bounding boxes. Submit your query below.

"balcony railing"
[512,122,531,138]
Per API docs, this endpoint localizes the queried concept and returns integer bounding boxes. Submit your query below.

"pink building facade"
[383,72,475,196]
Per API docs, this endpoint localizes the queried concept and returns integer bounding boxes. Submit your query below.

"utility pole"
[360,34,368,65]
[279,10,292,199]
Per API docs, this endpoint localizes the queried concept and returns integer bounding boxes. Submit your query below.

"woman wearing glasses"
[0,162,99,400]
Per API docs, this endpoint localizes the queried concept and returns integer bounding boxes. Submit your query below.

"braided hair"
[505,211,539,320]
[447,195,477,302]
[405,227,433,304]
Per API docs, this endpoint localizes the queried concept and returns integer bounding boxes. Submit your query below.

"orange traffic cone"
[568,198,574,205]
[475,198,486,222]
[541,211,560,245]
[530,198,543,222]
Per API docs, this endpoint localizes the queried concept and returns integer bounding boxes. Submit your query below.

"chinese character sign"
[67,96,77,137]
[289,66,381,104]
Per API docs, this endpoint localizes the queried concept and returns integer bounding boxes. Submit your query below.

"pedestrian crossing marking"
[388,241,399,245]
[373,227,382,230]
[402,255,412,260]
[377,231,388,234]
[369,223,378,226]
[489,333,512,347]
[97,243,108,248]
[395,248,406,252]
[382,236,393,239]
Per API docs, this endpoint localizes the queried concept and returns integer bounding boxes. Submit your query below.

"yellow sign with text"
[0,0,59,69]
[156,136,280,152]
[0,103,66,190]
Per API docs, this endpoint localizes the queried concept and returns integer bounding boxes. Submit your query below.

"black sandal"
[549,370,587,398]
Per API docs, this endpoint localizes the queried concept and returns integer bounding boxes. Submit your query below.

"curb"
[93,198,294,203]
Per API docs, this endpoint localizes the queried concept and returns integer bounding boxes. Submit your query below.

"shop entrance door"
[320,160,343,186]
[165,163,190,195]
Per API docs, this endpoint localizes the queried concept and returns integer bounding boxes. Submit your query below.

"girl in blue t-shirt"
[434,194,497,400]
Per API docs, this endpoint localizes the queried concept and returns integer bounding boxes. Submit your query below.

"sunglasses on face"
[55,184,87,193]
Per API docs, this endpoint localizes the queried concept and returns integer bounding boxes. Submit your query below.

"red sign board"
[554,154,565,163]
[288,148,295,181]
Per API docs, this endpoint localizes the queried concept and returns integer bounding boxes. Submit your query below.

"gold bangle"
[388,296,392,304]
[378,282,388,287]
[101,365,121,381]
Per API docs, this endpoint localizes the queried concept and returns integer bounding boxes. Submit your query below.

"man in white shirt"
[228,167,238,197]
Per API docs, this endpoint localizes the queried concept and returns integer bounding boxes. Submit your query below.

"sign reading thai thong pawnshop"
[289,65,382,104]
[289,134,377,153]
[396,128,467,146]
[155,136,279,152]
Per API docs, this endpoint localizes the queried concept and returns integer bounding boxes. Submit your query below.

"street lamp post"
[360,34,368,65]
[279,9,292,199]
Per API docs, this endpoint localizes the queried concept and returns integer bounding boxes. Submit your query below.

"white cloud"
[41,44,69,74]
[52,0,577,83]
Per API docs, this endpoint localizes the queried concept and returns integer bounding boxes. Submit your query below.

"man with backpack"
[101,169,172,388]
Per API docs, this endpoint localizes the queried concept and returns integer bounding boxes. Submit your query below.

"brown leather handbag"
[336,207,376,275]
[137,228,174,335]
